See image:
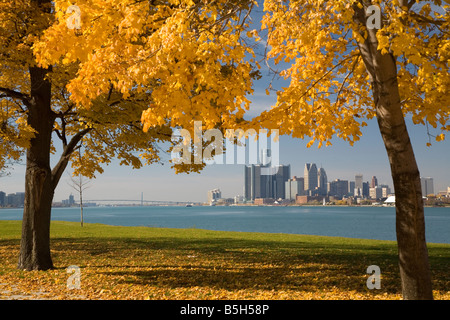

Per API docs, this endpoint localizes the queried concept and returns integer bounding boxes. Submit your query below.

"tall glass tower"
[244,164,291,201]
[317,167,328,196]
[421,177,434,196]
[304,163,318,194]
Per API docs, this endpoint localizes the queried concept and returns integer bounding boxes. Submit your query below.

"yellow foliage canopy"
[252,0,449,147]
[3,1,258,178]
[33,0,258,133]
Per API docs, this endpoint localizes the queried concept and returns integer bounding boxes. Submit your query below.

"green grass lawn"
[0,220,449,300]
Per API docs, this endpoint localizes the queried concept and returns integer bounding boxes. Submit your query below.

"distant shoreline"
[0,203,449,209]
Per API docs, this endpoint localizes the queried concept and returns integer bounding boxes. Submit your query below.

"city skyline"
[0,167,447,205]
[0,163,440,206]
[1,127,448,204]
[1,9,449,203]
[1,92,449,204]
[243,160,394,203]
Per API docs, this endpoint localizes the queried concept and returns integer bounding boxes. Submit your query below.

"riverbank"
[0,220,449,300]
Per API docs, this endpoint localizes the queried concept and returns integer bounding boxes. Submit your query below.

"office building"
[296,195,329,205]
[317,167,328,196]
[355,174,363,188]
[369,186,383,200]
[328,179,349,199]
[371,176,378,188]
[6,193,15,206]
[234,195,244,204]
[285,176,304,201]
[62,194,76,206]
[363,182,370,198]
[254,198,275,205]
[70,194,75,205]
[0,191,5,207]
[349,181,355,196]
[4,192,25,207]
[16,192,25,207]
[421,177,434,197]
[354,174,363,197]
[380,185,391,198]
[304,163,318,194]
[207,189,222,204]
[274,165,291,199]
[355,173,363,190]
[244,164,291,201]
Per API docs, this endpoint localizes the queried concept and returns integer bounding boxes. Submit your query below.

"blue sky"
[1,3,449,203]
[56,105,450,203]
[1,89,448,204]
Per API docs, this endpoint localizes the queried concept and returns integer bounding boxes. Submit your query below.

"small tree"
[68,173,90,227]
[68,145,91,227]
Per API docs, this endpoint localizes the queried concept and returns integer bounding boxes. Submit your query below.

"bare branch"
[0,87,31,107]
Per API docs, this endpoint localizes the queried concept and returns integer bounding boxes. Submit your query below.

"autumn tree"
[0,0,257,271]
[1,0,174,271]
[252,0,449,299]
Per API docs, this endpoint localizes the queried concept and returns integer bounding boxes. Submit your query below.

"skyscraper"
[285,176,304,200]
[355,174,363,189]
[362,182,370,198]
[317,167,328,196]
[380,185,391,198]
[0,191,5,207]
[5,192,25,207]
[328,179,349,198]
[274,165,291,199]
[304,163,318,194]
[371,176,378,188]
[244,164,291,201]
[369,186,383,200]
[421,177,434,197]
[349,181,355,196]
[69,194,75,206]
[354,174,363,197]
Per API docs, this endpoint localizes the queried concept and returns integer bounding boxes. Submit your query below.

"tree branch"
[408,11,446,26]
[51,127,92,189]
[0,87,31,107]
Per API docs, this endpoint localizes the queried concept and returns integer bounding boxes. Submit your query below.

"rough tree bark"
[372,56,433,300]
[354,2,433,299]
[17,65,90,271]
[17,66,55,271]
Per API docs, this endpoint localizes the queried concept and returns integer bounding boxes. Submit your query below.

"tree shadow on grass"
[2,235,448,295]
[49,236,407,294]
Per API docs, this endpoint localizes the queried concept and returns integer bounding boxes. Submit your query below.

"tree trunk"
[17,66,55,271]
[80,184,84,227]
[353,2,433,299]
[373,74,433,300]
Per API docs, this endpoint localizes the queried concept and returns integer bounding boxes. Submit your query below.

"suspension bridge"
[82,199,198,206]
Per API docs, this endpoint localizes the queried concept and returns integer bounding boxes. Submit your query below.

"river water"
[1,205,449,243]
